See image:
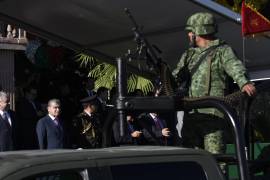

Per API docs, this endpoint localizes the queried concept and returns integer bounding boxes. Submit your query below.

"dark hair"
[23,86,37,94]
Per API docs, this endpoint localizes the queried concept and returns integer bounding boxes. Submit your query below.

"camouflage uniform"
[173,12,251,154]
[72,111,102,148]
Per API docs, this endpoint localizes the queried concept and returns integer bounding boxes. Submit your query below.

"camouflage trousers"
[181,112,227,154]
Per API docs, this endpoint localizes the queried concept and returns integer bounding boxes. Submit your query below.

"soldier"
[172,12,256,154]
[72,95,102,149]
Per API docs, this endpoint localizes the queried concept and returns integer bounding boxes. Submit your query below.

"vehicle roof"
[0,146,209,162]
[0,146,212,178]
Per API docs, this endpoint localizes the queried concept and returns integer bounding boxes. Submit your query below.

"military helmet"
[185,12,217,35]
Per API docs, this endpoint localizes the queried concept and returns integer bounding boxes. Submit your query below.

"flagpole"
[241,0,250,162]
[241,35,250,162]
[242,36,246,66]
[241,0,246,67]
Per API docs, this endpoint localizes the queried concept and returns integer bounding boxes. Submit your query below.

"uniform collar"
[197,39,224,52]
[207,39,224,47]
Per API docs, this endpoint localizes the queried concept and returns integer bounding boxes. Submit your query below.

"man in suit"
[17,87,43,149]
[96,87,109,110]
[113,114,144,146]
[96,87,109,126]
[0,91,13,151]
[36,99,65,149]
[138,112,171,146]
[79,78,96,99]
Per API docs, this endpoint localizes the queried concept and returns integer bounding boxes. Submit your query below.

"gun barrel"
[124,8,139,29]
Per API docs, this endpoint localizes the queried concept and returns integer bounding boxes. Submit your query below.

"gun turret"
[124,8,177,95]
[124,8,162,72]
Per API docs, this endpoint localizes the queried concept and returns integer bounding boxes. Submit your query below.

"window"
[111,161,207,180]
[21,170,84,180]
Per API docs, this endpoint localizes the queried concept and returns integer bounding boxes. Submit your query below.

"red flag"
[241,1,270,36]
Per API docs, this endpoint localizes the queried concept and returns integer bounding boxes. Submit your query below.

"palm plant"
[77,53,154,95]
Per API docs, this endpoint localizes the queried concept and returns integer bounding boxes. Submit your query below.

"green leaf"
[77,54,154,94]
[76,53,96,68]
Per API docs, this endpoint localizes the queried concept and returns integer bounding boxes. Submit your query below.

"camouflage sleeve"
[221,46,250,89]
[172,50,188,78]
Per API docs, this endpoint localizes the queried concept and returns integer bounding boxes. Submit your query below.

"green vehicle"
[0,146,224,180]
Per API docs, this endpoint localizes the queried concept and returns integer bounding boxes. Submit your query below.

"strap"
[190,44,221,77]
[182,49,195,69]
[205,51,215,95]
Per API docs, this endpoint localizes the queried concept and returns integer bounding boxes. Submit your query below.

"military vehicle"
[0,146,224,180]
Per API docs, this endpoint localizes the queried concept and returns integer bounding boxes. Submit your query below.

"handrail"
[182,97,249,180]
[103,96,249,180]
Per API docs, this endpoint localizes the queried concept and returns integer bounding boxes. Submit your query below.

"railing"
[0,23,27,44]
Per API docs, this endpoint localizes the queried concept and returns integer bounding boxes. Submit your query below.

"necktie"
[54,118,59,126]
[154,117,163,129]
[127,122,134,133]
[154,116,167,145]
[2,112,10,126]
[30,101,37,111]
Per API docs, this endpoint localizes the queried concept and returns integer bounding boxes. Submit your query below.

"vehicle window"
[111,161,207,180]
[87,167,112,180]
[21,170,84,180]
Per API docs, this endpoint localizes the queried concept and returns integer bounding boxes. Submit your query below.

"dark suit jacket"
[36,115,64,149]
[138,113,170,146]
[16,98,40,149]
[0,111,14,151]
[112,119,145,146]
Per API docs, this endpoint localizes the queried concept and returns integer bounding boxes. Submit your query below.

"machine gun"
[124,8,176,95]
[124,8,161,71]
